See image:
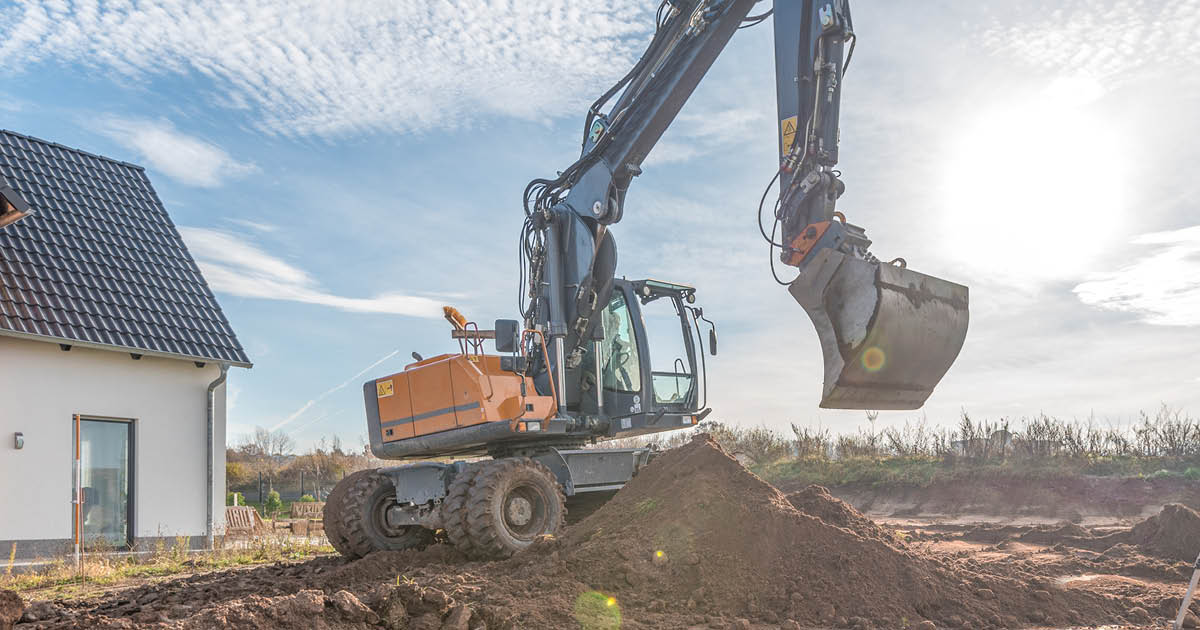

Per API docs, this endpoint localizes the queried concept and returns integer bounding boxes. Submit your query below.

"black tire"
[464,458,566,559]
[338,470,434,560]
[441,464,481,556]
[323,469,375,558]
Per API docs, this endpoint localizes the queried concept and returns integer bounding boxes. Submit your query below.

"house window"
[75,417,135,549]
[0,184,31,228]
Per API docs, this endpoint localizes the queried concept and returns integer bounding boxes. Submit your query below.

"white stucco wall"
[0,335,227,544]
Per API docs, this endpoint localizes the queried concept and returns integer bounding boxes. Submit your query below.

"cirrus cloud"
[178,227,443,317]
[0,1,655,138]
[1074,225,1200,326]
[97,116,257,187]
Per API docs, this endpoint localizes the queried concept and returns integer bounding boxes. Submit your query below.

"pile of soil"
[1,590,25,630]
[784,485,896,543]
[1130,503,1200,562]
[544,435,1123,629]
[1015,521,1091,545]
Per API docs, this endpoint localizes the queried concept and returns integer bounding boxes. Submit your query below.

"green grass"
[1,534,334,595]
[634,498,660,516]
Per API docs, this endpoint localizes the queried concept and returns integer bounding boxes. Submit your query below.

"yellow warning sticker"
[376,380,394,398]
[781,115,798,155]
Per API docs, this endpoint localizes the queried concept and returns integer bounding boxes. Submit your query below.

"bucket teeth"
[789,249,969,410]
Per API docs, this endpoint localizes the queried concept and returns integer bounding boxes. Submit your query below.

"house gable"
[0,130,250,366]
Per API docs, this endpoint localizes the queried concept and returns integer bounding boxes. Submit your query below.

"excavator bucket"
[789,249,968,410]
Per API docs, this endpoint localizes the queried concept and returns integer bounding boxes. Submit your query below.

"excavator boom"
[771,0,969,408]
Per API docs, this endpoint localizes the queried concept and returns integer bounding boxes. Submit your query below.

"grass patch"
[634,498,660,516]
[608,406,1200,487]
[1,533,333,595]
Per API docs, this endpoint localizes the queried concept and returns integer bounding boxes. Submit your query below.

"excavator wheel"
[441,463,482,557]
[323,468,374,558]
[463,458,566,559]
[335,469,434,560]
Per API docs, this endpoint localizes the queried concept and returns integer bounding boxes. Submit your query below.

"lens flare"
[575,591,621,629]
[861,346,885,372]
[655,550,663,558]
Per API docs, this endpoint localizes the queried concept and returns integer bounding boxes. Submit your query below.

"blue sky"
[3,0,1199,449]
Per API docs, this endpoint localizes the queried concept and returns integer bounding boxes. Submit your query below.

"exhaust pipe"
[789,248,968,410]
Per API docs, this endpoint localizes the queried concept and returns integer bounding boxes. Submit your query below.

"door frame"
[74,415,136,550]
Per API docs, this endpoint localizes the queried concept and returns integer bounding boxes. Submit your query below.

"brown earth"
[13,436,1200,630]
[1,589,25,630]
[812,475,1200,524]
[1129,503,1200,563]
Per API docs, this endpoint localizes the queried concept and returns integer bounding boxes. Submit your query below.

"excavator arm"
[520,0,968,410]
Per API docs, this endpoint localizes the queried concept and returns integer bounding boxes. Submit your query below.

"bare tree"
[237,427,296,490]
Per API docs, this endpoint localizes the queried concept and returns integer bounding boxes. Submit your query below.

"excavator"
[324,0,969,560]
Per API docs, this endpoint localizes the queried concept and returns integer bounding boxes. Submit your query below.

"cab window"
[642,296,694,406]
[600,292,641,392]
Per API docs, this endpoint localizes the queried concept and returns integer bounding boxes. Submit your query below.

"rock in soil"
[0,590,24,630]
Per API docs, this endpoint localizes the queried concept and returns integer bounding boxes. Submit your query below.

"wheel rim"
[371,489,412,540]
[503,482,550,541]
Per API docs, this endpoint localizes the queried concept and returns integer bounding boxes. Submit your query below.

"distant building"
[951,429,1013,456]
[0,130,251,560]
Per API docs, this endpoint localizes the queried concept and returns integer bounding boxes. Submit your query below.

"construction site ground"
[6,436,1199,630]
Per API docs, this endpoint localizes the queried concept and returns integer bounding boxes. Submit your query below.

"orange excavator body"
[373,353,556,446]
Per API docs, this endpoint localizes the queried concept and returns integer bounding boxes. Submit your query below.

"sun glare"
[942,77,1127,281]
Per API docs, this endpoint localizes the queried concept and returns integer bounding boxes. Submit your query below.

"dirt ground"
[7,436,1200,630]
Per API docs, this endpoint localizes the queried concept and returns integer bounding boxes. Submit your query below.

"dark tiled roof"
[0,130,251,367]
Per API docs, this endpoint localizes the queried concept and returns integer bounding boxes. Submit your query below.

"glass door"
[76,418,133,548]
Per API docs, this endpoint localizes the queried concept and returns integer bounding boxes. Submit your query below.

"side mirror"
[708,328,718,356]
[495,319,519,353]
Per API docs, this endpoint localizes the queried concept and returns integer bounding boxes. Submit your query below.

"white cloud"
[645,106,768,167]
[96,117,257,187]
[0,1,655,137]
[178,227,443,317]
[1074,225,1200,326]
[227,218,278,233]
[978,1,1200,83]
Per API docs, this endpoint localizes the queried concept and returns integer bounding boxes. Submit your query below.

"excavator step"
[789,249,969,410]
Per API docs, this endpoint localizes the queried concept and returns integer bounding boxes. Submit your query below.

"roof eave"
[0,328,253,369]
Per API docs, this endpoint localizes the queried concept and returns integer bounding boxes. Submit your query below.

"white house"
[0,130,251,559]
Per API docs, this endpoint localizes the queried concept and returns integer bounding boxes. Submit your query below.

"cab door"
[595,284,647,423]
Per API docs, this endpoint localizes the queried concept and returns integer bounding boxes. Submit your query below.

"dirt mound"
[1,590,24,630]
[1130,503,1200,562]
[1016,521,1092,545]
[785,485,896,542]
[551,434,1121,629]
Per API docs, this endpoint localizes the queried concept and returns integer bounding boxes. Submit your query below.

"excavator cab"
[578,278,713,436]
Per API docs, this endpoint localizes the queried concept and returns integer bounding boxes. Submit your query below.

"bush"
[1148,469,1182,480]
[226,461,252,487]
[700,422,792,464]
[264,490,283,517]
[298,494,316,503]
[225,491,245,506]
